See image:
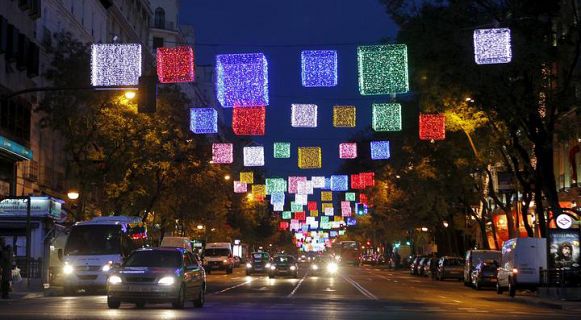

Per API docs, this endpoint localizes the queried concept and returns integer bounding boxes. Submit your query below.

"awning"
[0,135,33,161]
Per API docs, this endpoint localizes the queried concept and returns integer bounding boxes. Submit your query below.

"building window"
[153,37,164,50]
[154,7,165,29]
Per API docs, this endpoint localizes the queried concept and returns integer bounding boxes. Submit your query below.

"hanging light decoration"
[341,206,352,217]
[330,175,349,191]
[321,191,333,202]
[298,147,322,169]
[310,210,319,217]
[291,202,304,212]
[312,176,326,188]
[270,192,285,205]
[212,143,233,164]
[296,180,314,195]
[266,178,287,194]
[252,184,266,197]
[419,114,446,140]
[361,172,375,187]
[233,181,247,193]
[295,194,308,206]
[190,108,218,134]
[360,193,368,205]
[216,53,269,107]
[332,105,357,128]
[91,43,142,86]
[346,217,357,226]
[273,203,284,212]
[324,207,334,216]
[294,211,306,221]
[273,142,291,158]
[345,192,356,202]
[232,106,266,136]
[240,172,254,184]
[339,143,357,159]
[308,201,318,211]
[291,104,318,128]
[282,211,292,220]
[372,103,402,132]
[156,46,194,83]
[288,176,307,194]
[301,50,338,87]
[370,141,390,160]
[473,28,512,65]
[350,174,363,190]
[279,221,290,231]
[357,44,409,95]
[243,146,265,167]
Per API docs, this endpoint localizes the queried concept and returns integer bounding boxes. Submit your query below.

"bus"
[61,216,146,294]
[338,241,361,266]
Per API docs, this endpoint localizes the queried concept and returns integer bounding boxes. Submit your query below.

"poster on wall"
[548,229,580,269]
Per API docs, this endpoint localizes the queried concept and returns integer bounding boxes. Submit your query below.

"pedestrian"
[1,242,14,299]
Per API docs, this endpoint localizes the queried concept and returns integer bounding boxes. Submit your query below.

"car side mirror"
[57,249,63,261]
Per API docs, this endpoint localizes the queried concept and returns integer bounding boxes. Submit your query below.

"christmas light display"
[282,211,292,220]
[243,146,265,166]
[216,53,269,107]
[291,202,303,212]
[341,201,351,209]
[332,105,357,128]
[298,147,322,169]
[252,184,266,197]
[212,143,233,164]
[295,194,308,206]
[361,172,375,187]
[296,180,314,195]
[370,141,390,160]
[232,106,266,136]
[322,202,333,213]
[321,191,333,202]
[473,28,512,65]
[345,192,356,202]
[330,175,348,191]
[273,203,284,212]
[350,174,363,189]
[270,192,285,205]
[320,216,330,224]
[190,108,217,134]
[294,211,306,221]
[324,177,331,190]
[339,143,357,159]
[157,46,194,83]
[291,104,318,128]
[360,193,368,205]
[273,142,291,158]
[342,206,352,217]
[290,220,301,231]
[312,176,326,189]
[288,176,307,194]
[325,207,334,216]
[279,221,289,231]
[239,172,254,184]
[372,103,402,132]
[357,44,409,95]
[346,217,357,226]
[308,201,318,211]
[91,44,142,86]
[310,210,318,217]
[233,181,247,193]
[419,113,446,140]
[301,50,338,87]
[266,178,287,194]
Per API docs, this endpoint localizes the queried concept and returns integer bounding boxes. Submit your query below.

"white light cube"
[473,28,512,65]
[91,44,142,86]
[291,104,318,127]
[243,146,265,167]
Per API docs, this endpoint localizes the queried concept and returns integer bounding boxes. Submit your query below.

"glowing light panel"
[266,178,287,194]
[291,104,318,128]
[419,114,446,140]
[243,146,265,167]
[232,106,266,136]
[156,46,194,83]
[240,172,254,184]
[190,108,217,134]
[301,50,338,87]
[312,176,325,188]
[298,147,322,169]
[370,141,390,160]
[357,44,408,95]
[345,192,356,202]
[233,181,247,193]
[212,143,233,164]
[330,175,348,191]
[216,53,269,107]
[372,103,402,132]
[288,176,307,194]
[339,143,357,159]
[273,142,291,159]
[473,28,512,65]
[282,211,292,220]
[321,191,332,202]
[91,44,142,86]
[333,106,356,128]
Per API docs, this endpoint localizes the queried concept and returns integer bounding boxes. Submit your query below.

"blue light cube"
[190,108,217,134]
[330,175,349,191]
[216,53,269,108]
[370,141,390,160]
[301,50,338,87]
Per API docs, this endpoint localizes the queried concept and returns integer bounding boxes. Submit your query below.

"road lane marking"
[452,299,462,303]
[287,274,307,297]
[342,275,378,300]
[211,280,252,295]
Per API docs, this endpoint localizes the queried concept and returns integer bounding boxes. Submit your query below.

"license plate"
[126,285,146,292]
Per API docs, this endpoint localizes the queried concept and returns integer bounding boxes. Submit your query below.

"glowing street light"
[421,227,428,232]
[124,91,136,100]
[67,190,80,200]
[197,225,204,230]
[224,175,231,181]
[443,221,449,228]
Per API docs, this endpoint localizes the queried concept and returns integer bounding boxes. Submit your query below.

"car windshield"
[205,248,230,256]
[253,253,269,261]
[274,256,295,264]
[64,225,121,255]
[124,251,181,268]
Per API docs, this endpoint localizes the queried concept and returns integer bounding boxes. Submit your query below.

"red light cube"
[419,114,446,140]
[156,46,195,83]
[233,106,266,136]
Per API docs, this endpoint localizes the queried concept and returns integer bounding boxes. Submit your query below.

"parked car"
[268,255,299,278]
[246,252,270,275]
[410,256,426,275]
[463,250,501,287]
[423,257,438,278]
[106,247,205,309]
[471,259,499,290]
[497,237,547,297]
[436,256,464,281]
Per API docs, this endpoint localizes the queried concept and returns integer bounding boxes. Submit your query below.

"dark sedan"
[246,252,270,275]
[268,255,298,278]
[106,248,206,309]
[471,260,499,290]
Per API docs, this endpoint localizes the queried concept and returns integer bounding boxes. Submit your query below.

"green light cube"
[358,44,409,95]
[273,142,291,159]
[291,202,303,212]
[282,211,292,220]
[266,178,287,194]
[372,103,402,131]
[345,192,356,202]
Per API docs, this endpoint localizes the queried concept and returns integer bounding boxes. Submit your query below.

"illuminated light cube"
[233,181,247,193]
[239,172,254,184]
[339,230,346,236]
[322,202,333,213]
[282,211,292,220]
[345,192,356,202]
[308,201,318,211]
[321,191,333,202]
[341,201,351,209]
[270,192,285,204]
[279,221,289,231]
[372,103,402,132]
[297,180,314,195]
[360,193,368,205]
[91,44,142,86]
[346,217,357,226]
[291,104,318,128]
[419,113,446,140]
[301,50,338,87]
[473,28,512,65]
[370,141,390,160]
[334,216,343,223]
[273,142,291,158]
[310,210,319,217]
[212,143,233,164]
[291,202,303,212]
[266,178,287,194]
[243,146,265,166]
[339,143,357,159]
[252,184,266,196]
[342,207,352,217]
[350,174,363,189]
[216,53,269,107]
[324,207,334,216]
[357,44,408,95]
[157,46,194,83]
[312,176,326,188]
[254,194,265,202]
[288,176,307,194]
[273,203,284,212]
[232,106,266,136]
[361,172,375,187]
[333,106,357,128]
[295,194,308,206]
[298,147,322,169]
[294,211,306,221]
[190,108,218,134]
[290,220,301,231]
[320,216,330,224]
[301,225,309,232]
[323,177,331,190]
[330,175,348,191]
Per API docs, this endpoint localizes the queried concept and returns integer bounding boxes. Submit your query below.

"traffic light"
[138,75,157,113]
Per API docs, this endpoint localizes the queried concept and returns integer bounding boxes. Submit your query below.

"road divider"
[342,275,378,300]
[211,279,253,295]
[288,274,307,297]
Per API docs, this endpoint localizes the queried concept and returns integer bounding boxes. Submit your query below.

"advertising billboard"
[548,229,580,269]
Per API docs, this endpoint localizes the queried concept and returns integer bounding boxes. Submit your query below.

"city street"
[0,266,575,319]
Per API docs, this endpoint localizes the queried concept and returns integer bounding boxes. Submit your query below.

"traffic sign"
[556,214,573,229]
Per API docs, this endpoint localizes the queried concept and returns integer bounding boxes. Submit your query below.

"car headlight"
[223,259,229,264]
[265,263,271,268]
[63,264,74,275]
[246,263,252,268]
[270,266,276,270]
[327,262,338,273]
[290,266,296,271]
[102,264,111,272]
[108,275,122,285]
[158,276,175,286]
[312,264,319,270]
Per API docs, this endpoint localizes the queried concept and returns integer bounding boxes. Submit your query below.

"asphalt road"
[0,265,576,319]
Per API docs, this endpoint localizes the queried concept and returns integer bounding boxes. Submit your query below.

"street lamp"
[421,227,428,232]
[197,224,204,230]
[124,91,136,100]
[224,175,231,181]
[67,190,79,200]
[443,221,449,228]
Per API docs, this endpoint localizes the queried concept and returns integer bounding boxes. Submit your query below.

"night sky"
[180,0,400,178]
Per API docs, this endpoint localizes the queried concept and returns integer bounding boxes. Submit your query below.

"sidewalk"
[0,278,61,301]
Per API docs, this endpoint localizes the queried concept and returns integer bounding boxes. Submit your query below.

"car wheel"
[135,302,145,308]
[172,285,185,309]
[496,282,503,294]
[193,284,205,308]
[508,280,516,297]
[107,297,121,309]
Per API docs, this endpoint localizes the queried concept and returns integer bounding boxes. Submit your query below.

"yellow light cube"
[298,147,322,169]
[240,172,254,184]
[310,210,319,217]
[321,191,333,202]
[333,106,356,127]
[322,202,333,212]
[252,184,266,196]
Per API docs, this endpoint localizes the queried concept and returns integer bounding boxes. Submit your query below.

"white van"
[496,237,547,297]
[203,242,234,274]
[464,250,501,286]
[160,236,193,253]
